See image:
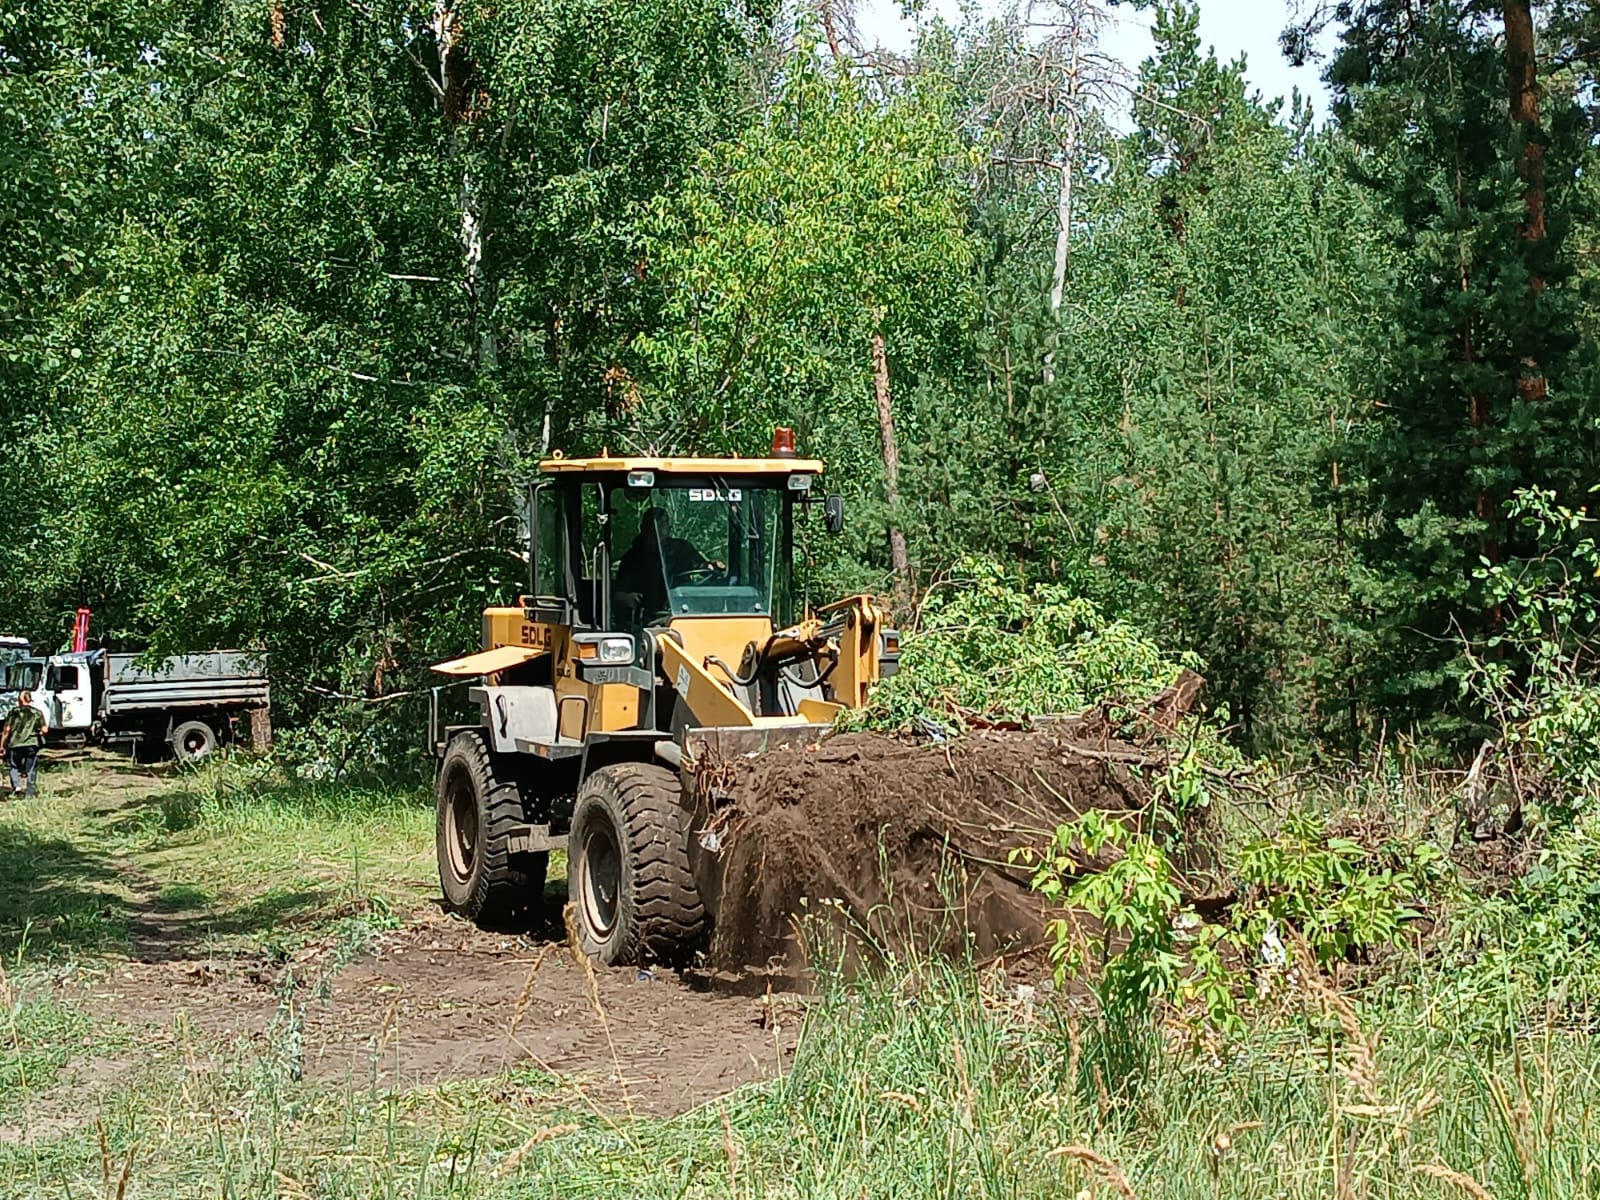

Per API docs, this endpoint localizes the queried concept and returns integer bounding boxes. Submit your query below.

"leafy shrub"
[273,699,426,783]
[847,558,1195,733]
[1028,810,1185,1014]
[1472,486,1600,826]
[1020,807,1449,1051]
[1441,815,1600,1026]
[1231,813,1447,968]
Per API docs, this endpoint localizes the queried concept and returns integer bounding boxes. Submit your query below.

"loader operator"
[614,507,720,626]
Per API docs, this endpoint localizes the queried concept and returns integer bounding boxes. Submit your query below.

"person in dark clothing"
[1,690,49,798]
[614,507,719,626]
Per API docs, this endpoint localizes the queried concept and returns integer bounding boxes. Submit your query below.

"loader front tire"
[569,763,705,967]
[436,731,545,926]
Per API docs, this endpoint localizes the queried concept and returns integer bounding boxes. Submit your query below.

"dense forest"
[4,0,1598,766]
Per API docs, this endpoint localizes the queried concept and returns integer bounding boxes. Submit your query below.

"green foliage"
[1472,485,1600,824]
[845,558,1190,733]
[1502,818,1600,978]
[1233,814,1446,968]
[1429,814,1600,1042]
[1332,3,1600,734]
[1020,802,1447,1045]
[0,0,749,762]
[631,35,979,590]
[1032,810,1186,1022]
[5,0,1600,768]
[948,2,1382,753]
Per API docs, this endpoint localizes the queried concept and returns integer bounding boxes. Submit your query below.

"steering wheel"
[675,563,727,585]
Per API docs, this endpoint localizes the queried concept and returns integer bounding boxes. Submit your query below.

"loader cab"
[534,476,798,626]
[528,453,821,675]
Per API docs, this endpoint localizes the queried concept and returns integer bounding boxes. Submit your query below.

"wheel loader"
[427,429,899,965]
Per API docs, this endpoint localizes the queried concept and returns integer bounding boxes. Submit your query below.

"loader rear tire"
[569,763,705,967]
[436,731,545,926]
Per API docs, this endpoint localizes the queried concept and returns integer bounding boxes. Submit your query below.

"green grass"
[2,754,1598,1198]
[0,994,96,1117]
[0,756,434,965]
[2,949,1597,1198]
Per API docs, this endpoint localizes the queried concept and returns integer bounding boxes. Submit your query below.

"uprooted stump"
[684,715,1226,975]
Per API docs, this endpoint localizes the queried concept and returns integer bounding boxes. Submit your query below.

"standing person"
[1,690,49,798]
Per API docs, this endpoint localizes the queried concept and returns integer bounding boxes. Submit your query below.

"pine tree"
[1328,1,1600,734]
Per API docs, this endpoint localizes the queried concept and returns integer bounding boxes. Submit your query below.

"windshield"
[5,661,42,692]
[612,483,790,625]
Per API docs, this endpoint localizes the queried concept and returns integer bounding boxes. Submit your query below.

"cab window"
[531,485,566,601]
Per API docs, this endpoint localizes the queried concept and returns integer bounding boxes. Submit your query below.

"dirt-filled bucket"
[683,721,1218,975]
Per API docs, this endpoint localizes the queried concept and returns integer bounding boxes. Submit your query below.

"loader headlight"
[575,634,636,664]
[598,636,634,664]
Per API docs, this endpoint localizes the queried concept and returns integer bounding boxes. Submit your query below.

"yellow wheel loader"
[427,430,899,965]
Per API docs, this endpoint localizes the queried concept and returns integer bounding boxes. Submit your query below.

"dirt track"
[3,754,801,1141]
[66,912,798,1116]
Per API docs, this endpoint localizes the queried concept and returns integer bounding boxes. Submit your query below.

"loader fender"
[569,763,705,966]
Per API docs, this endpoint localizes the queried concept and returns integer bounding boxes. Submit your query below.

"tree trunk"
[1504,0,1547,413]
[1042,14,1083,385]
[818,0,846,62]
[249,706,273,752]
[870,320,911,604]
[427,2,498,372]
[1504,0,1545,247]
[1049,155,1074,319]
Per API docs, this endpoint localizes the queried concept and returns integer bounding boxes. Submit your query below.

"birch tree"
[633,44,977,601]
[976,0,1124,380]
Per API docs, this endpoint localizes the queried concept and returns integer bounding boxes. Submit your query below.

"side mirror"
[824,494,845,535]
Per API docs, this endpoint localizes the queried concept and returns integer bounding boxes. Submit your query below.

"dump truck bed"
[104,651,269,713]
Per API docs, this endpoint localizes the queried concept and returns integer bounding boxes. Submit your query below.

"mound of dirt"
[686,715,1221,974]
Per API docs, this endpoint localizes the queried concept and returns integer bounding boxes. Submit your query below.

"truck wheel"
[170,720,217,765]
[436,731,545,926]
[569,763,705,967]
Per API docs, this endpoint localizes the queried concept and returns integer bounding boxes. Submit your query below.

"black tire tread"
[574,762,704,965]
[437,731,543,925]
[169,719,218,765]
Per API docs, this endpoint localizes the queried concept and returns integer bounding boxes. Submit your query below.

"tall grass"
[163,758,431,834]
[505,952,1600,1200]
[5,758,1599,1198]
[5,937,1596,1199]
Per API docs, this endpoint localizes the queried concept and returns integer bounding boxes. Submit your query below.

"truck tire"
[569,763,705,967]
[436,731,545,926]
[170,720,217,765]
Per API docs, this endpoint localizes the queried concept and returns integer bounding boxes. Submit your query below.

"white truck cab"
[0,654,90,733]
[42,654,95,734]
[3,649,269,761]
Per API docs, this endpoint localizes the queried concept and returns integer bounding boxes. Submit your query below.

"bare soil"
[63,911,797,1116]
